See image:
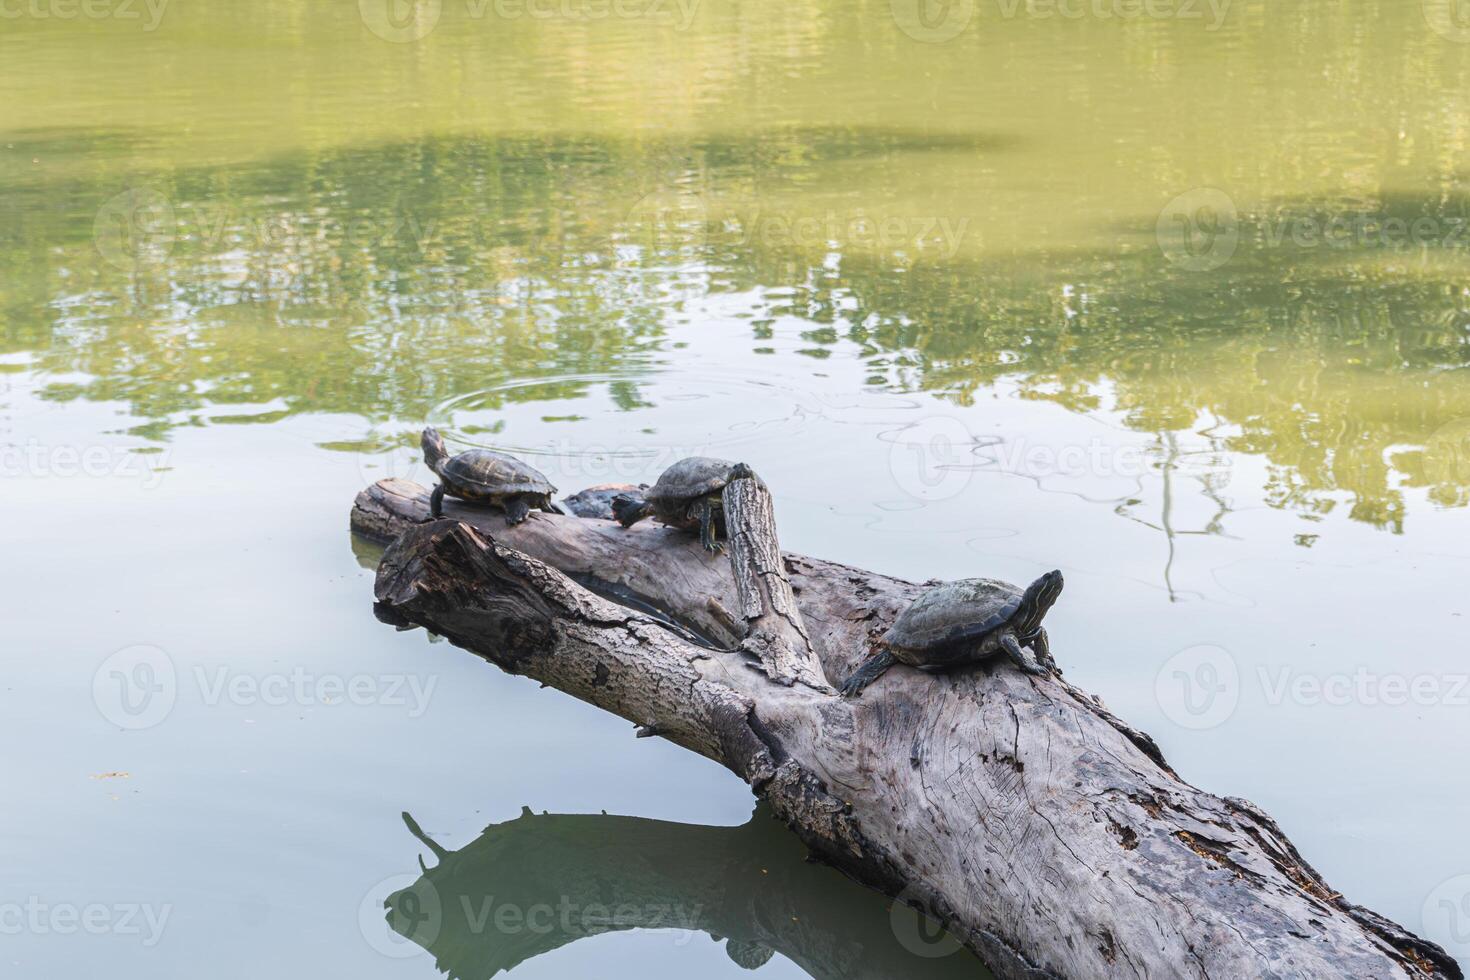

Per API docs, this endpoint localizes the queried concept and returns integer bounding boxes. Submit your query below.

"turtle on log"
[610,457,752,553]
[421,427,563,525]
[840,570,1063,696]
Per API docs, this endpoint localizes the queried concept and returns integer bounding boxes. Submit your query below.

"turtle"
[839,570,1064,697]
[420,426,563,525]
[610,457,753,552]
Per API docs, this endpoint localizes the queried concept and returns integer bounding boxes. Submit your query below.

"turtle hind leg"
[698,496,723,554]
[1000,632,1048,676]
[541,497,566,516]
[839,650,896,697]
[503,495,533,526]
[428,483,446,520]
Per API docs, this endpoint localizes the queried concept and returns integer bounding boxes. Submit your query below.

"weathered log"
[383,805,992,979]
[356,478,1460,980]
[721,468,829,691]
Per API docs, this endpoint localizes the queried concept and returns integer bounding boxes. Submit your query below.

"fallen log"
[355,477,1459,980]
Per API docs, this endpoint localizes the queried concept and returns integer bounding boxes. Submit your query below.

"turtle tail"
[839,649,896,698]
[611,493,652,528]
[421,426,449,475]
[1015,569,1064,637]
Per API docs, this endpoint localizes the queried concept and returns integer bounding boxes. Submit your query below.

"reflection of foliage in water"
[3,127,1470,531]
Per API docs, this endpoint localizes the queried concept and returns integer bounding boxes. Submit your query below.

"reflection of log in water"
[385,806,992,980]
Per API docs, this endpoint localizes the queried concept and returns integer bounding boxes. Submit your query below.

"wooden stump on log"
[355,477,1460,980]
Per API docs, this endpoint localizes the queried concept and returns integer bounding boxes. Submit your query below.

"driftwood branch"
[355,478,1459,980]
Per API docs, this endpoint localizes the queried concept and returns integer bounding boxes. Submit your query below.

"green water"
[4,1,1470,975]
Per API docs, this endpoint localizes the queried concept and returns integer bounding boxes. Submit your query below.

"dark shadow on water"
[383,805,993,980]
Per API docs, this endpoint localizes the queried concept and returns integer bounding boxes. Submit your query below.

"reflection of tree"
[384,806,990,980]
[5,120,1470,530]
[728,242,1470,532]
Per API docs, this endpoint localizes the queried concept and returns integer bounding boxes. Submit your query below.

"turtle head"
[1015,569,1063,636]
[610,492,651,528]
[725,939,775,970]
[420,426,449,475]
[727,462,757,482]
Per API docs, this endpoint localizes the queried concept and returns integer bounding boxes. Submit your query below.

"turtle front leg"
[1000,631,1048,676]
[502,495,533,526]
[697,496,723,554]
[428,483,446,520]
[1027,627,1057,672]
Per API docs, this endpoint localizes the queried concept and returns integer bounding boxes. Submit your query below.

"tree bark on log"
[355,477,1460,980]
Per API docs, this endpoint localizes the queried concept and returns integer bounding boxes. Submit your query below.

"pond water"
[4,1,1470,975]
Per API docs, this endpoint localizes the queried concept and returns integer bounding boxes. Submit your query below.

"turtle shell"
[645,456,736,503]
[441,450,556,497]
[883,578,1025,656]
